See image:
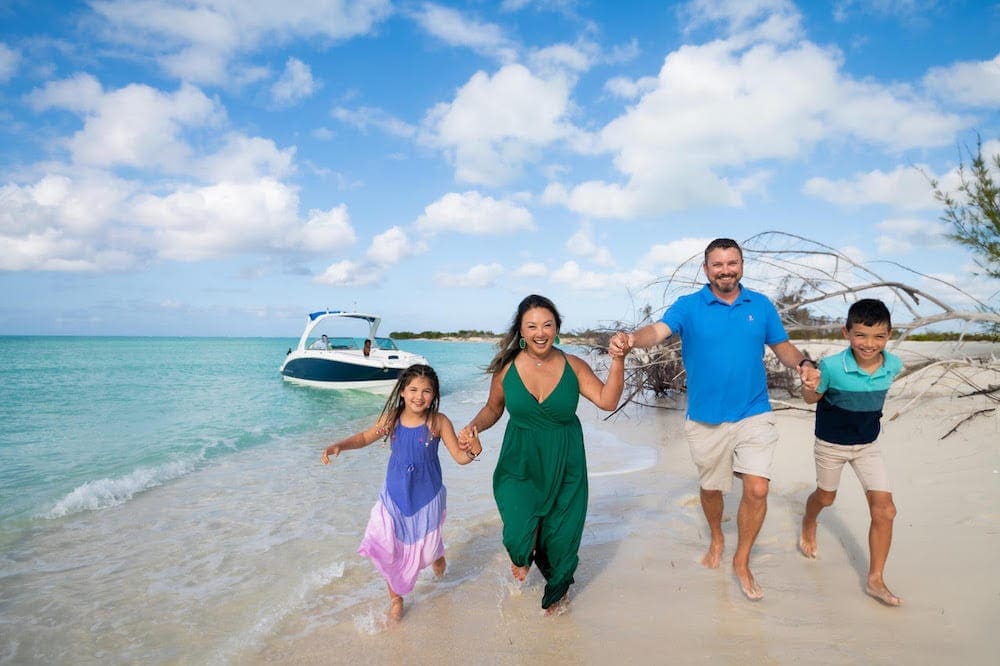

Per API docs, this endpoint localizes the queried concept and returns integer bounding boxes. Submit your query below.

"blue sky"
[1,0,998,336]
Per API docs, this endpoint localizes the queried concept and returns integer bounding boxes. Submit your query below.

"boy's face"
[842,321,891,364]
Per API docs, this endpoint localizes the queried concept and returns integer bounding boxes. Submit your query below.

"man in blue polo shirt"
[614,238,817,600]
[799,298,903,606]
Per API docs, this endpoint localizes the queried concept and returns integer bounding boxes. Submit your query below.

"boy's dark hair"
[703,238,742,264]
[846,298,892,330]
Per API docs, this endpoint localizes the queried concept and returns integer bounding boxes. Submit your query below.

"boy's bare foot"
[799,519,818,558]
[543,595,570,616]
[432,556,446,577]
[701,539,724,568]
[511,563,530,582]
[734,564,763,601]
[865,581,901,607]
[388,596,404,622]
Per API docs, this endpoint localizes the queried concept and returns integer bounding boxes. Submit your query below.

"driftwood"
[595,231,1000,438]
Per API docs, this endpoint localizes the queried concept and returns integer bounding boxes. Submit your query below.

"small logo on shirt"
[747,315,754,323]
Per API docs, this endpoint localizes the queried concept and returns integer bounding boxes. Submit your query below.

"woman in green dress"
[460,295,629,613]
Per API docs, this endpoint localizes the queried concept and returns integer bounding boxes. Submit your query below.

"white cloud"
[270,57,318,105]
[366,226,428,265]
[436,262,505,287]
[198,134,296,181]
[332,106,416,138]
[803,165,938,210]
[639,237,712,272]
[422,64,575,185]
[26,72,104,113]
[554,8,964,219]
[604,75,658,99]
[314,259,380,286]
[875,217,949,255]
[414,191,534,235]
[512,261,547,277]
[566,223,615,267]
[0,42,22,82]
[92,0,393,85]
[679,0,804,46]
[923,53,1000,108]
[30,77,224,173]
[410,3,518,63]
[550,260,654,291]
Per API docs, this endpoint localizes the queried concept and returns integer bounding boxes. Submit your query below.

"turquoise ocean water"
[0,337,655,664]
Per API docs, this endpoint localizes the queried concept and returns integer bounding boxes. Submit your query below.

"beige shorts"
[814,438,891,493]
[683,412,779,492]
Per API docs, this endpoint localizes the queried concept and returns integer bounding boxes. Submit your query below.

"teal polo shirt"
[815,347,903,445]
[661,284,788,425]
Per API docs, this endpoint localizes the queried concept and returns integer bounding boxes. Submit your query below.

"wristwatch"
[798,358,817,369]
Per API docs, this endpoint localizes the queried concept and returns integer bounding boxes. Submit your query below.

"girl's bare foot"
[388,596,404,622]
[432,556,447,577]
[511,563,529,582]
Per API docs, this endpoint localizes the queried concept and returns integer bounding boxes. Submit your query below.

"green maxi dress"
[493,356,588,609]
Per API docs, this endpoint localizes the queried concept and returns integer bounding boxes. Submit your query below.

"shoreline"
[253,344,999,664]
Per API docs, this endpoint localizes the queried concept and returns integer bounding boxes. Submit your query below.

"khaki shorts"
[683,412,779,492]
[814,438,891,493]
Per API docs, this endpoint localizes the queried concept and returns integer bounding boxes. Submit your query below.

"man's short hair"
[846,298,892,330]
[704,238,743,264]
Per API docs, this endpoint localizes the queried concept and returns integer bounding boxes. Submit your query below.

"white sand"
[255,343,999,665]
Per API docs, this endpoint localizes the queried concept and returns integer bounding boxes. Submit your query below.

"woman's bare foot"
[388,596,404,622]
[701,539,724,568]
[799,518,818,558]
[734,564,763,601]
[865,579,901,607]
[432,556,447,577]
[543,595,570,616]
[511,563,529,582]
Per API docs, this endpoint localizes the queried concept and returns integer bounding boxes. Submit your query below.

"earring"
[555,335,561,345]
[518,337,526,349]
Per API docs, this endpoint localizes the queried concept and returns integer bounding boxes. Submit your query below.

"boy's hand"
[801,366,820,392]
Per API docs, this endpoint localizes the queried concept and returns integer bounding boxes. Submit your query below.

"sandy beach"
[254,342,999,665]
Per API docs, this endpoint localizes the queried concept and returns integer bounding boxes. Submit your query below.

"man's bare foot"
[799,519,818,558]
[543,595,570,616]
[734,565,763,601]
[511,563,529,582]
[388,596,404,622]
[865,581,901,607]
[701,540,724,568]
[432,556,446,577]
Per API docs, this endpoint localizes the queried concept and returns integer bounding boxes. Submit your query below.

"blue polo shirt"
[661,284,788,425]
[815,348,902,445]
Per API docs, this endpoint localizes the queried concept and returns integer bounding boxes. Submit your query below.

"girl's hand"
[321,446,341,465]
[457,425,475,449]
[465,428,483,459]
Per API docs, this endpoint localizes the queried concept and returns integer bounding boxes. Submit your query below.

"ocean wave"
[44,459,198,519]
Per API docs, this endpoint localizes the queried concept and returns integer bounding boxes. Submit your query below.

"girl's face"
[519,307,558,353]
[400,376,435,415]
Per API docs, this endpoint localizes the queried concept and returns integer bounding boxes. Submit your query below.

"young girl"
[321,364,482,622]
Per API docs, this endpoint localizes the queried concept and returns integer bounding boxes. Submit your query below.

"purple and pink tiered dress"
[358,421,446,595]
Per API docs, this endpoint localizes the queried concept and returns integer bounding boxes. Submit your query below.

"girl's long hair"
[377,364,441,440]
[487,294,562,374]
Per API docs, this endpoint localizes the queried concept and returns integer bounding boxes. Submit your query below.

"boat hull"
[279,351,424,392]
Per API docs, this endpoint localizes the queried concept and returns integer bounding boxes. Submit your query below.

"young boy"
[798,298,904,606]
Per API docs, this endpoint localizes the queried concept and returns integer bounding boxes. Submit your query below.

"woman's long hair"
[377,364,441,440]
[487,294,562,374]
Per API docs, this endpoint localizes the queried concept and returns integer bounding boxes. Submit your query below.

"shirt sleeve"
[762,297,789,345]
[661,297,686,337]
[816,356,832,394]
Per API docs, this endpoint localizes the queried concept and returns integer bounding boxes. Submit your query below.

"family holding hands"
[323,238,903,621]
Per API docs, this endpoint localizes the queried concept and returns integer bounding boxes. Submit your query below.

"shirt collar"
[699,283,748,306]
[842,348,889,377]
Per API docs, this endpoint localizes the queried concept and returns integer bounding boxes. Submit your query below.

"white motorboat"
[279,310,428,392]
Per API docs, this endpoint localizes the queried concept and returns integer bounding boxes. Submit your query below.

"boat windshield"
[374,337,398,351]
